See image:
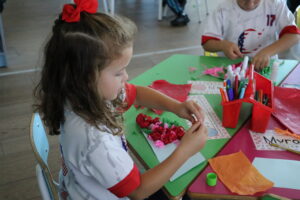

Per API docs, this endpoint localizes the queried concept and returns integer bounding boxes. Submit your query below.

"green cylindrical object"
[206,172,217,186]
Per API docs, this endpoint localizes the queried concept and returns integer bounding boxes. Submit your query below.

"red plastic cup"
[222,100,243,128]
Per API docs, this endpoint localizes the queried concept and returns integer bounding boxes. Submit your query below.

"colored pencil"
[270,143,300,155]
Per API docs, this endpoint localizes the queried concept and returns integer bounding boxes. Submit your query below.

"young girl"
[34,0,207,199]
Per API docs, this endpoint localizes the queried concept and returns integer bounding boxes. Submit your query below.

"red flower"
[136,113,152,128]
[152,117,160,124]
[161,130,177,144]
[171,126,185,139]
[136,113,186,146]
[160,133,169,144]
[149,132,161,141]
[166,129,178,141]
[153,126,164,134]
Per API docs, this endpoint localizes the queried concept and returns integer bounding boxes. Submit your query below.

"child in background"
[201,0,300,70]
[34,0,207,199]
[163,0,190,26]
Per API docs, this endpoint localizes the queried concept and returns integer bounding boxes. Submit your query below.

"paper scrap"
[250,129,300,151]
[143,132,205,181]
[209,151,273,195]
[187,95,230,140]
[253,158,300,190]
[188,80,223,94]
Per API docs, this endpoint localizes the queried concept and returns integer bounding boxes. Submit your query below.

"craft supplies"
[244,64,255,98]
[272,87,300,135]
[219,60,274,132]
[187,95,230,140]
[239,85,246,99]
[188,80,223,94]
[270,143,300,155]
[274,128,300,140]
[223,61,255,101]
[208,151,274,195]
[242,56,249,71]
[271,61,280,85]
[136,113,185,147]
[219,88,228,102]
[250,129,300,151]
[220,72,274,132]
[206,173,217,186]
[227,65,235,82]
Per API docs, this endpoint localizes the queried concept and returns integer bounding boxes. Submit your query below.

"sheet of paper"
[188,80,223,94]
[143,132,205,181]
[253,157,300,190]
[250,129,300,151]
[187,95,230,140]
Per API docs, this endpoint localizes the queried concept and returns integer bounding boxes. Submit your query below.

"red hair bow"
[62,0,98,22]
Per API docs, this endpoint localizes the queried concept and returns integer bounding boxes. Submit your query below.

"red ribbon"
[62,0,98,23]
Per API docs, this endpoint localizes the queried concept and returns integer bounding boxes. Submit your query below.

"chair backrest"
[30,113,59,200]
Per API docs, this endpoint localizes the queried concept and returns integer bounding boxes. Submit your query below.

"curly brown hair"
[34,11,137,135]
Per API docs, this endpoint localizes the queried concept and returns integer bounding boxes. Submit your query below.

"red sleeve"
[124,83,137,111]
[201,35,221,45]
[108,164,141,198]
[279,25,300,38]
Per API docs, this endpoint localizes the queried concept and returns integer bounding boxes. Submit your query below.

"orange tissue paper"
[208,151,274,195]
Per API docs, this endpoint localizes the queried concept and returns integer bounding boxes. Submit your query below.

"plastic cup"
[206,172,217,186]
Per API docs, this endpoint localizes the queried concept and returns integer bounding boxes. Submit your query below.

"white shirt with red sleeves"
[201,0,300,57]
[59,83,140,200]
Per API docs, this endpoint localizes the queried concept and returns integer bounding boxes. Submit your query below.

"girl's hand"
[175,100,205,124]
[178,122,208,158]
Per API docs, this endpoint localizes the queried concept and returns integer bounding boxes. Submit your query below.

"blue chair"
[30,113,59,200]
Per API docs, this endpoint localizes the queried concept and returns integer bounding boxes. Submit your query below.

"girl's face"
[237,0,260,11]
[97,46,132,100]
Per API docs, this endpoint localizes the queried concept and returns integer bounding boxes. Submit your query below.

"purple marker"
[228,87,234,101]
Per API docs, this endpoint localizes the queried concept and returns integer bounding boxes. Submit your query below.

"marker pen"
[242,56,249,71]
[239,86,246,99]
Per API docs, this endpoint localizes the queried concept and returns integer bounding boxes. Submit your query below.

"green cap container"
[206,172,217,186]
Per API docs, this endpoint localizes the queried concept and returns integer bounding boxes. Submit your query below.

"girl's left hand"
[175,100,205,124]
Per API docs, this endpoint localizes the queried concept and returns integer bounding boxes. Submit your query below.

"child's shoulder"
[63,108,114,139]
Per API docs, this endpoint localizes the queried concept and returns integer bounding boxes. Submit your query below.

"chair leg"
[0,15,7,67]
[195,0,202,23]
[103,0,108,13]
[109,0,115,15]
[204,0,209,16]
[158,0,163,20]
[163,4,168,17]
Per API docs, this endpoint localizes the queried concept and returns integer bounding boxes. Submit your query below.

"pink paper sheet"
[149,80,191,102]
[135,80,192,115]
[272,87,300,135]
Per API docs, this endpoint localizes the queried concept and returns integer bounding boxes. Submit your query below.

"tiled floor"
[0,0,220,199]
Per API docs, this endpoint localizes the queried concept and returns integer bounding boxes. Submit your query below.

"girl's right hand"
[177,122,208,159]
